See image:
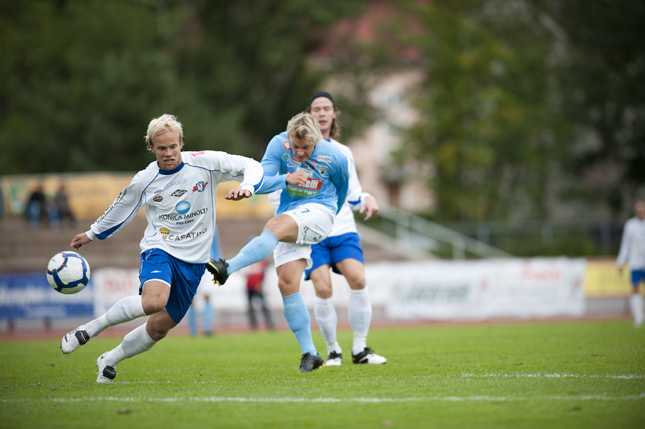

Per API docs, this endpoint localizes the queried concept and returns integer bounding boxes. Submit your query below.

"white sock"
[630,293,644,325]
[104,322,156,367]
[313,296,339,352]
[349,288,372,355]
[86,295,146,338]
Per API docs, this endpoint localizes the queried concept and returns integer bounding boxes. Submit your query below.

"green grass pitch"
[1,320,643,428]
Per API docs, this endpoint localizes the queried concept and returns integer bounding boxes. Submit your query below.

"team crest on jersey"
[318,166,328,175]
[282,154,290,162]
[153,195,163,202]
[192,181,208,192]
[171,189,187,197]
[317,155,332,163]
[283,140,291,150]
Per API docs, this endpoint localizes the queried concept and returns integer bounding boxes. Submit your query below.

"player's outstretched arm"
[71,232,92,250]
[224,188,253,201]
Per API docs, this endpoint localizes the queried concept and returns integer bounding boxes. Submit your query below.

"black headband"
[309,91,335,108]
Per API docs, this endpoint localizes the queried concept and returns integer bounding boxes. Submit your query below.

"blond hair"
[145,114,184,151]
[286,112,323,146]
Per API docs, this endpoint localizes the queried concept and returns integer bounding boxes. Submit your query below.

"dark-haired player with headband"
[305,91,386,366]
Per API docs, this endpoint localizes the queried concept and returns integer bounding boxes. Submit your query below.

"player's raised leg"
[60,295,146,354]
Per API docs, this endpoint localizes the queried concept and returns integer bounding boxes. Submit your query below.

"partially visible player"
[60,114,263,383]
[306,91,386,365]
[617,199,645,327]
[207,112,349,372]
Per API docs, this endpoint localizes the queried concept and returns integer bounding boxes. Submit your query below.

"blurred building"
[308,0,434,213]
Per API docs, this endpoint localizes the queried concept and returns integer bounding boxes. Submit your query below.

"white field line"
[459,373,644,379]
[0,394,642,404]
[3,373,642,389]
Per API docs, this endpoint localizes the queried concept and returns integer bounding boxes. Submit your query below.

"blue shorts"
[139,248,207,323]
[305,232,364,280]
[632,270,645,286]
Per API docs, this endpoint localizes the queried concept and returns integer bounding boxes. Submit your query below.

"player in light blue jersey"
[207,112,349,372]
[305,91,386,366]
[60,114,263,383]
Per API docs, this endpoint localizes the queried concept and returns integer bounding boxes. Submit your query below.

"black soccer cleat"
[299,352,324,372]
[325,351,343,366]
[206,258,229,286]
[352,347,387,365]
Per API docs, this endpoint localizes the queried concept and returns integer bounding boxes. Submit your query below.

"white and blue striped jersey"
[258,131,348,216]
[87,151,264,264]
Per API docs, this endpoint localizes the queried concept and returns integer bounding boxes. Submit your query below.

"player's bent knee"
[347,276,366,290]
[315,284,333,299]
[146,313,177,341]
[142,299,167,315]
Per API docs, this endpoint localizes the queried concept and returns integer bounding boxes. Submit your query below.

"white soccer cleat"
[96,353,116,384]
[352,347,387,365]
[325,351,343,366]
[60,325,90,354]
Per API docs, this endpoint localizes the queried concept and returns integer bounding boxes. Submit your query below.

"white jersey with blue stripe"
[258,131,348,216]
[327,138,370,237]
[87,150,264,264]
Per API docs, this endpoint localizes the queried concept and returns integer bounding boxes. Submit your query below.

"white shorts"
[273,203,335,269]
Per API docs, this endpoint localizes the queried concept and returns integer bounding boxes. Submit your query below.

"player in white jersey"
[207,112,349,372]
[617,199,645,327]
[59,114,263,383]
[305,91,386,365]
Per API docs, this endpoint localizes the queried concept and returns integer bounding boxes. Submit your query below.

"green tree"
[399,0,573,221]
[539,0,645,212]
[0,0,182,173]
[0,0,368,174]
[395,0,644,220]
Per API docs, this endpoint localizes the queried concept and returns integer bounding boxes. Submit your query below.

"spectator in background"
[188,227,222,337]
[24,184,47,228]
[245,257,274,331]
[0,178,5,219]
[617,199,645,327]
[53,184,76,228]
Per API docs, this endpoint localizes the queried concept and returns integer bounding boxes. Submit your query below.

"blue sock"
[283,292,316,355]
[187,307,197,337]
[227,231,278,274]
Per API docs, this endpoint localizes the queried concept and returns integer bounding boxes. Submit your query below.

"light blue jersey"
[258,131,349,215]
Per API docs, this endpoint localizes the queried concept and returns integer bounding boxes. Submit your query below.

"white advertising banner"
[92,268,141,316]
[90,258,586,321]
[382,258,586,320]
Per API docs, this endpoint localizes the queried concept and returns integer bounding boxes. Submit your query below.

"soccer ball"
[46,251,91,294]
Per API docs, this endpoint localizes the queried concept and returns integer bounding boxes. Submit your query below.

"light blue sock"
[283,292,317,355]
[227,231,278,274]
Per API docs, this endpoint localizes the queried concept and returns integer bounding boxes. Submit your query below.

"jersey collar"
[158,162,185,175]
